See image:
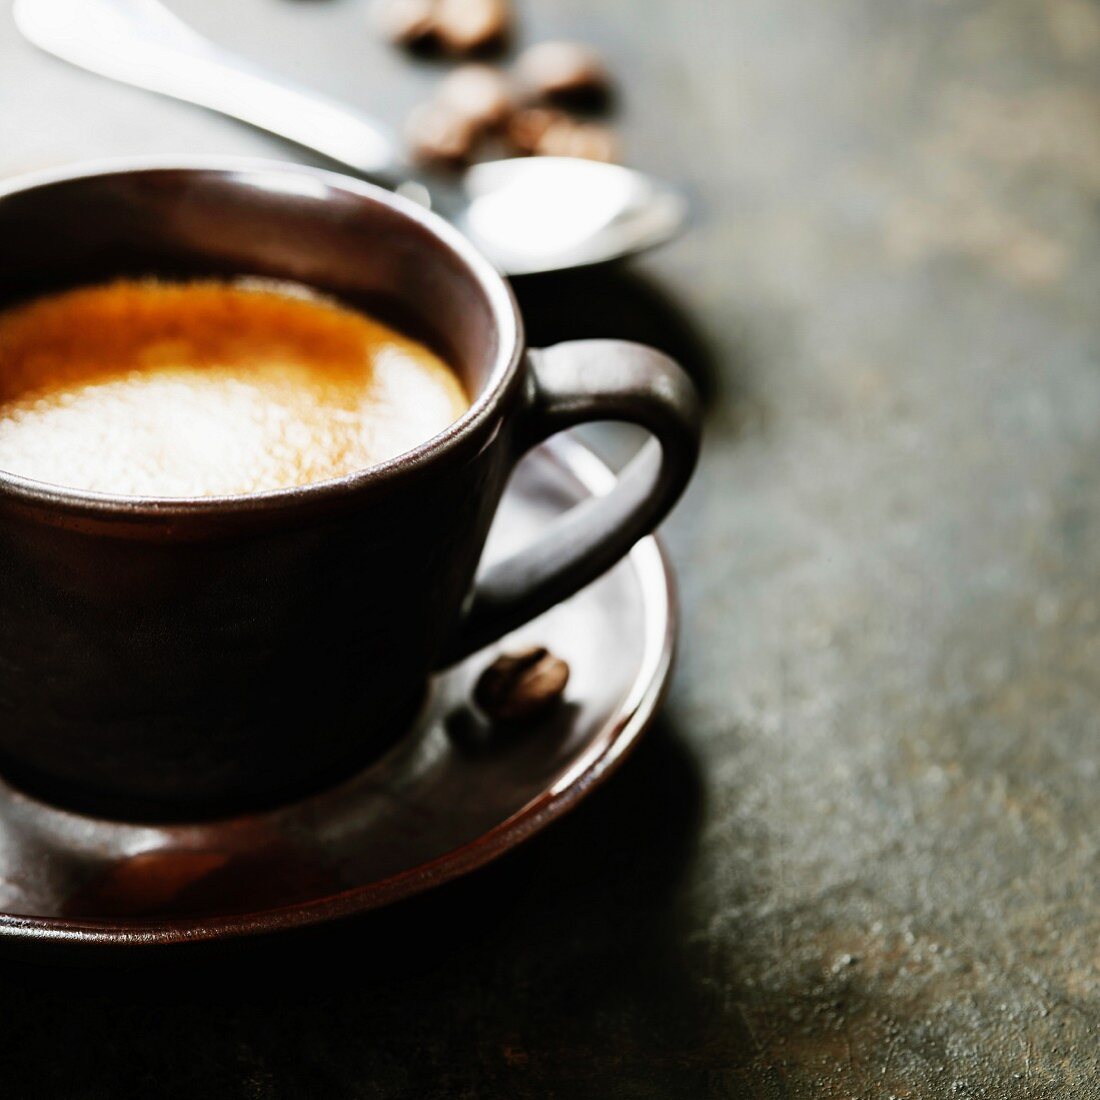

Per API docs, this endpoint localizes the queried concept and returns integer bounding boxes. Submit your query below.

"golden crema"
[0,280,469,497]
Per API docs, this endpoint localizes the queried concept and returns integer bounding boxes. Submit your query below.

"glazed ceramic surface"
[0,159,699,816]
[0,439,673,950]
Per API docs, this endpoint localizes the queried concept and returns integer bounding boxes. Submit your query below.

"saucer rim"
[0,437,676,949]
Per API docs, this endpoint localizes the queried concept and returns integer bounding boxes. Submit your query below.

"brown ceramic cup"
[0,157,701,819]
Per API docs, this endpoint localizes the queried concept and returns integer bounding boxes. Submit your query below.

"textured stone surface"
[3,0,1100,1094]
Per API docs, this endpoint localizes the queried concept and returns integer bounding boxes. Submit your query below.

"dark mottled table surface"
[3,0,1100,1095]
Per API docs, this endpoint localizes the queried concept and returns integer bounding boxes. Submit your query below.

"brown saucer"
[0,438,676,952]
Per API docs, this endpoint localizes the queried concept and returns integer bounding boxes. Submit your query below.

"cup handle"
[441,339,702,664]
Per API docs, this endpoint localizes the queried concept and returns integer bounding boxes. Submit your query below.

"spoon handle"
[14,0,403,180]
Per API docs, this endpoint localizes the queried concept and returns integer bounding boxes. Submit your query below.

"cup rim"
[0,155,525,519]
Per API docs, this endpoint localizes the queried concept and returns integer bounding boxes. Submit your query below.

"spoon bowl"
[457,158,688,276]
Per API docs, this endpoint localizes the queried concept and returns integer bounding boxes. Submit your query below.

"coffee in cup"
[0,278,470,497]
[0,159,700,817]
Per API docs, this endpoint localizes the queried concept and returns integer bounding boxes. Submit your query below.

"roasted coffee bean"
[505,107,567,155]
[405,101,480,167]
[537,119,617,162]
[474,646,570,723]
[373,0,439,49]
[434,0,510,55]
[526,114,618,162]
[514,40,611,107]
[437,64,514,130]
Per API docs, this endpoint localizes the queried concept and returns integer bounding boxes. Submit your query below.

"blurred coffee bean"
[505,107,566,155]
[373,0,439,49]
[514,40,611,108]
[533,117,618,162]
[434,0,511,55]
[437,64,514,130]
[405,101,480,167]
[506,108,618,162]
